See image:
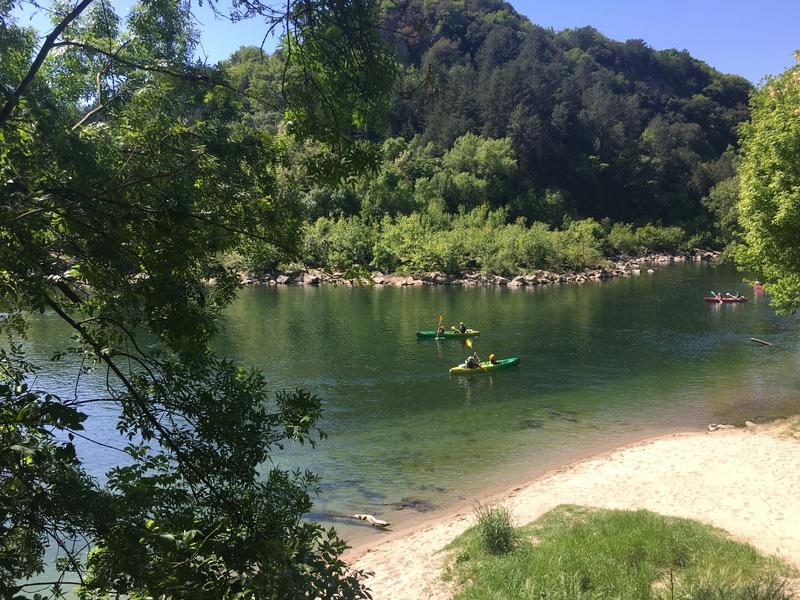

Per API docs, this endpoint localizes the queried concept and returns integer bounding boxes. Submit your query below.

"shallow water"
[21,262,800,549]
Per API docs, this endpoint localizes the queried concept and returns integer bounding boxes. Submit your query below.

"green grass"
[474,502,516,555]
[443,505,797,599]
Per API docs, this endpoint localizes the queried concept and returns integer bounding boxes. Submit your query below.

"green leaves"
[736,58,800,313]
[1,0,392,597]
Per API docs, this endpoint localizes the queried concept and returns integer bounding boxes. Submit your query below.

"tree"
[0,0,395,597]
[736,53,800,313]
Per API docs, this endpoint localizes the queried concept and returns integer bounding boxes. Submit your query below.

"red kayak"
[704,295,748,303]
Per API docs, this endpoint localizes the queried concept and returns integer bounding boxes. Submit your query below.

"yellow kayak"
[449,357,519,374]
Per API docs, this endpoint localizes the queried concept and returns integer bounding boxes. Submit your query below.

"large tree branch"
[42,294,210,491]
[51,41,212,83]
[0,0,96,125]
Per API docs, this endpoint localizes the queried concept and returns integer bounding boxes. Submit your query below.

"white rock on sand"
[346,421,800,600]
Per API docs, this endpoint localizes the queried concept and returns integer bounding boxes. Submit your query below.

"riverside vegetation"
[446,505,798,600]
[3,0,800,595]
[221,0,753,279]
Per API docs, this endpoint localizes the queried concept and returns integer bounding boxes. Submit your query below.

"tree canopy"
[0,0,394,597]
[377,0,751,228]
[736,52,800,313]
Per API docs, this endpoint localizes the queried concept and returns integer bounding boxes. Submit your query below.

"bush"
[636,223,687,253]
[474,503,516,555]
[515,221,559,270]
[607,222,641,256]
[559,219,606,269]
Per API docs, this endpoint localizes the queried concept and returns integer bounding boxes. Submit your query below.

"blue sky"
[17,0,800,82]
[194,0,798,82]
[516,0,799,84]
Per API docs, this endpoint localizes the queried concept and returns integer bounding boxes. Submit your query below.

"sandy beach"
[346,419,800,600]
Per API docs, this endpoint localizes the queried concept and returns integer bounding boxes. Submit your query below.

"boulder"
[304,273,321,285]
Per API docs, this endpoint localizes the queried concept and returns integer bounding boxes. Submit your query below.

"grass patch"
[474,502,516,555]
[444,505,797,599]
[785,416,800,440]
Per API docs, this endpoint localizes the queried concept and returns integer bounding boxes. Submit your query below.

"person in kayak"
[437,324,446,336]
[465,352,480,368]
[488,353,497,365]
[458,322,467,334]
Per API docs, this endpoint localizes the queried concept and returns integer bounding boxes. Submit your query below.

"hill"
[379,0,750,226]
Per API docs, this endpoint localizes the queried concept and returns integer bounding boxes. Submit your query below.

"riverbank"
[345,418,800,600]
[236,251,722,287]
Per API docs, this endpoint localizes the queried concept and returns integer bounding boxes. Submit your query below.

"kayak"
[449,357,519,375]
[416,329,480,338]
[703,296,748,303]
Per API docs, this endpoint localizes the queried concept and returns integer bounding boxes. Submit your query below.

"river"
[21,261,800,548]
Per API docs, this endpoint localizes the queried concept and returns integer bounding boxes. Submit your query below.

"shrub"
[560,218,606,269]
[636,223,687,253]
[607,222,641,256]
[474,503,516,555]
[510,221,555,270]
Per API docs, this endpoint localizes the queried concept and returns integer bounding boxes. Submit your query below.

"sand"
[346,420,800,600]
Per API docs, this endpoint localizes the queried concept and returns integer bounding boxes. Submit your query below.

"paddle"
[435,314,444,339]
[465,337,480,362]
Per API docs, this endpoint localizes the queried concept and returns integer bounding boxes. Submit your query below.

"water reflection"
[16,262,800,547]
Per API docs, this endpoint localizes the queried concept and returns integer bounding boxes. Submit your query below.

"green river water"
[22,261,800,549]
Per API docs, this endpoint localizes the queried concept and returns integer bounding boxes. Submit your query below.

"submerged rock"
[387,497,437,512]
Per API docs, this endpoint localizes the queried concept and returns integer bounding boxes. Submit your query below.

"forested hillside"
[223,0,752,275]
[380,0,750,225]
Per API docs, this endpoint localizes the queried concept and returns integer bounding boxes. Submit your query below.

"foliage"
[444,505,797,600]
[378,0,751,228]
[473,503,516,555]
[300,205,688,275]
[0,0,395,597]
[736,54,800,313]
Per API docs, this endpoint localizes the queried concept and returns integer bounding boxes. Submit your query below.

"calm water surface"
[24,262,800,546]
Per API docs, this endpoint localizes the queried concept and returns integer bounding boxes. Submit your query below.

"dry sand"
[346,420,800,600]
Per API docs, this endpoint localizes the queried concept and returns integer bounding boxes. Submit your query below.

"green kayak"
[449,357,519,374]
[416,329,480,339]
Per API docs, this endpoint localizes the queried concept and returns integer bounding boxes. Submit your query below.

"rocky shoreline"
[236,250,721,288]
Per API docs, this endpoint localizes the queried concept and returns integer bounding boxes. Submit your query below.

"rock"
[276,274,290,285]
[508,276,527,287]
[387,497,437,512]
[745,420,757,428]
[494,275,510,286]
[424,271,449,285]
